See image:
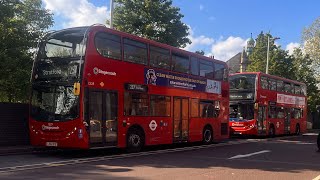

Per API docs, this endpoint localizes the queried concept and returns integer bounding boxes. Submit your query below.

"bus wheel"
[295,124,300,135]
[268,125,275,138]
[127,128,144,153]
[203,127,213,144]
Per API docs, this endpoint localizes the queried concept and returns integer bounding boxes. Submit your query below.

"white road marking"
[228,150,271,160]
[0,135,302,173]
[313,174,320,180]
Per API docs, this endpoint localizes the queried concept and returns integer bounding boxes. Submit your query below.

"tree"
[195,50,205,55]
[291,48,320,112]
[302,16,320,65]
[112,0,191,48]
[247,32,294,79]
[0,0,53,102]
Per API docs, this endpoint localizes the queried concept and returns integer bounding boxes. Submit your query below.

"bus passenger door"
[104,92,118,145]
[87,90,118,147]
[173,97,189,142]
[284,108,291,134]
[257,106,267,135]
[88,91,104,145]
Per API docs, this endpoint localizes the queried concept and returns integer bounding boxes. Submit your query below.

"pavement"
[0,129,319,156]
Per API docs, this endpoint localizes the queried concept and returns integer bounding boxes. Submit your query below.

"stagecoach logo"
[42,123,60,131]
[93,67,116,76]
[149,120,157,131]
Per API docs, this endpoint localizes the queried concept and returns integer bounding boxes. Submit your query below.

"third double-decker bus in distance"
[229,72,307,136]
[29,24,229,152]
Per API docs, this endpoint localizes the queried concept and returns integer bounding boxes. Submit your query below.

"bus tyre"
[295,124,300,135]
[127,128,144,153]
[268,125,275,138]
[203,127,213,144]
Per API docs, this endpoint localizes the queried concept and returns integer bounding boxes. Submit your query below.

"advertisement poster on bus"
[144,68,221,94]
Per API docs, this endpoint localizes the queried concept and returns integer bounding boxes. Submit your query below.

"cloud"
[184,27,214,52]
[43,0,109,28]
[211,37,247,61]
[200,4,204,11]
[286,42,300,55]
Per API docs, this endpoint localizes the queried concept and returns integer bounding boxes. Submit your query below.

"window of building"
[277,107,284,118]
[261,76,268,89]
[269,105,277,118]
[171,53,189,73]
[191,98,199,117]
[200,59,213,79]
[124,92,149,116]
[214,63,225,81]
[95,32,122,60]
[150,95,170,116]
[269,79,277,91]
[123,38,148,65]
[284,82,292,93]
[277,80,284,92]
[150,45,170,69]
[190,57,199,76]
[200,100,220,118]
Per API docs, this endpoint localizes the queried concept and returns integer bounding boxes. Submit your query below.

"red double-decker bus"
[29,25,229,152]
[229,72,307,136]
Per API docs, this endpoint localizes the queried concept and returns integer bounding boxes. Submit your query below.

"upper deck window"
[39,27,87,59]
[294,84,300,94]
[171,53,189,73]
[200,59,213,78]
[150,45,170,70]
[190,57,199,76]
[284,82,292,93]
[269,78,277,91]
[277,80,284,92]
[214,63,225,81]
[124,38,148,65]
[229,74,256,90]
[261,76,268,89]
[95,32,122,60]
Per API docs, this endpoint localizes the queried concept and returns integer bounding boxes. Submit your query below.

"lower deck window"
[200,100,220,118]
[150,95,171,116]
[124,92,149,116]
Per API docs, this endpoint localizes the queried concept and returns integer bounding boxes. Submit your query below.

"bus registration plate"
[46,142,58,147]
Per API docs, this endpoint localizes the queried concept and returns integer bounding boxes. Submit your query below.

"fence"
[0,103,29,146]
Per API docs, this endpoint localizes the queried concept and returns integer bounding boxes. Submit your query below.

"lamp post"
[266,36,280,74]
[110,0,114,28]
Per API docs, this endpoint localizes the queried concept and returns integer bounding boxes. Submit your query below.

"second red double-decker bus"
[229,72,307,136]
[29,25,229,152]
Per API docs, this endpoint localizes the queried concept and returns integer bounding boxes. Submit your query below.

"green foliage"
[195,50,205,55]
[302,16,320,65]
[0,0,53,102]
[247,32,295,79]
[112,0,191,48]
[291,48,320,112]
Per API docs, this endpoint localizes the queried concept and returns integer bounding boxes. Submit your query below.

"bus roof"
[49,24,227,66]
[230,72,306,86]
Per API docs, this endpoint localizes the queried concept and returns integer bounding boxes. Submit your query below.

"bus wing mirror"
[74,82,81,95]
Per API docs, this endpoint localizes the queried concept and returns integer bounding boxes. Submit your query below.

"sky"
[42,0,320,61]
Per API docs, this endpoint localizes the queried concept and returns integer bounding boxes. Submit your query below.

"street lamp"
[110,0,114,28]
[266,36,280,74]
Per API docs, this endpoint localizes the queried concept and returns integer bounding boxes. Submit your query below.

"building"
[226,34,255,74]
